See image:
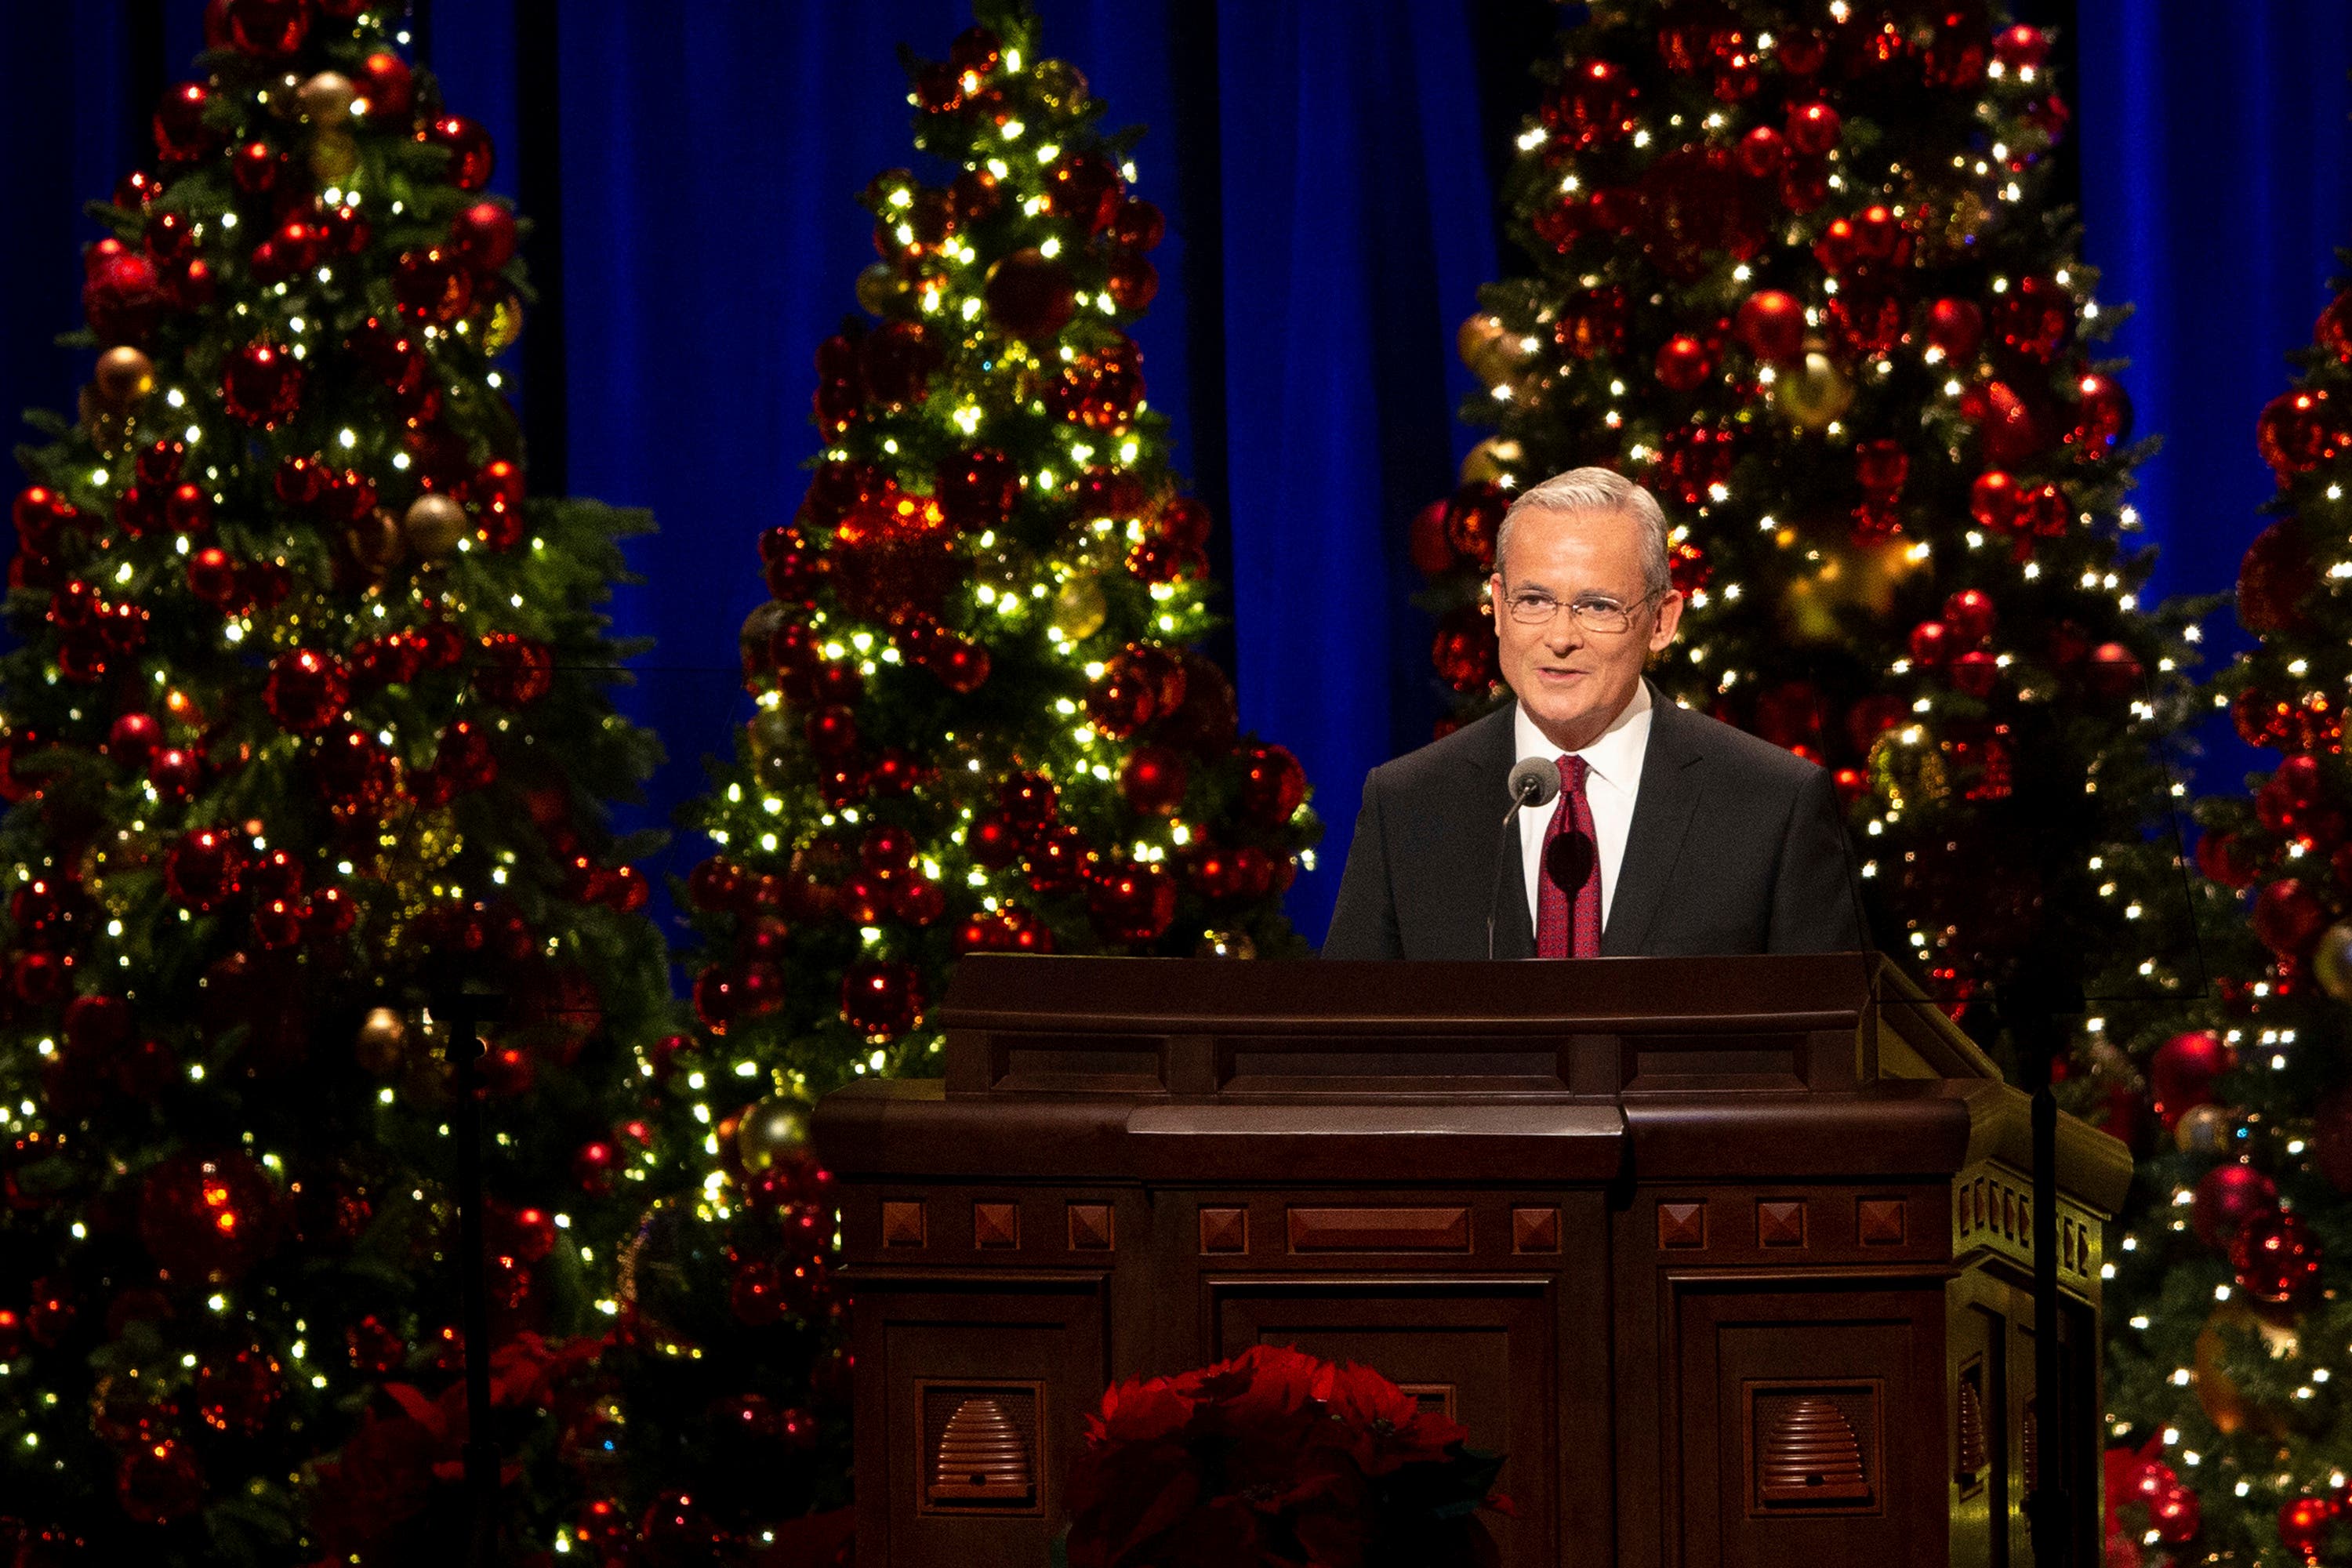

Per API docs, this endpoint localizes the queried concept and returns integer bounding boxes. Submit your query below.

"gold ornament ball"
[1774,350,1854,430]
[1455,313,1519,386]
[298,71,358,123]
[401,492,468,559]
[856,261,912,318]
[355,1007,408,1076]
[94,346,157,407]
[1459,435,1523,488]
[347,508,406,573]
[1195,930,1256,960]
[746,708,797,760]
[1029,59,1091,112]
[736,1098,811,1174]
[2194,1301,2296,1437]
[2313,920,2352,1000]
[2173,1102,2234,1157]
[1051,578,1108,642]
[308,129,359,183]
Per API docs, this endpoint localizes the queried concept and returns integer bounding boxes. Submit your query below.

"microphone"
[1489,757,1564,960]
[1507,757,1562,811]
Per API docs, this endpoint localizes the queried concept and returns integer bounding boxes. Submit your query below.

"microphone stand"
[1486,773,1551,959]
[2002,961,2083,1568]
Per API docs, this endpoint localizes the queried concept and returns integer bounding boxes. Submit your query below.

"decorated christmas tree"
[2095,271,2352,1565]
[0,3,677,1560]
[1425,2,2203,1018]
[593,5,1316,1555]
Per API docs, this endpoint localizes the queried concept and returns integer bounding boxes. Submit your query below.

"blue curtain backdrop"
[5,2,2350,950]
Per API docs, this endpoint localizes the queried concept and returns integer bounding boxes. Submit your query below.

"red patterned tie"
[1535,754,1602,960]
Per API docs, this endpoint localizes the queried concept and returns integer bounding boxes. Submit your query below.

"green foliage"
[0,10,677,1562]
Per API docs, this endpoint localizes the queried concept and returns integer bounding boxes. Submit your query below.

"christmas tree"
[1425,2,2203,1018]
[597,5,1316,1553]
[2095,272,2352,1565]
[0,3,677,1560]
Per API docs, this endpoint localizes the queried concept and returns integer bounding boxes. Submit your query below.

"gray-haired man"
[1322,467,1864,960]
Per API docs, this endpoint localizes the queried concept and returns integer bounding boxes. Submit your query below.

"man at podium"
[1323,467,1864,960]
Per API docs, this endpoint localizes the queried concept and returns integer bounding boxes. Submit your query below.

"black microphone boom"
[1488,757,1563,960]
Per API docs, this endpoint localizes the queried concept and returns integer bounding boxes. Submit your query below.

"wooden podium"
[812,953,2129,1567]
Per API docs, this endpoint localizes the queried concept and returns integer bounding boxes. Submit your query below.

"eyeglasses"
[1498,587,1661,633]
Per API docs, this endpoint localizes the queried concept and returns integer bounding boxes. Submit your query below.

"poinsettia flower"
[1083,1370,1198,1447]
[1312,1357,1468,1475]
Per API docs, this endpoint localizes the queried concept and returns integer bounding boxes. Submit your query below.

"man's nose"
[1544,612,1585,652]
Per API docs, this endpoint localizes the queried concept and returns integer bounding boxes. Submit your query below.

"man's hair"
[1494,467,1672,601]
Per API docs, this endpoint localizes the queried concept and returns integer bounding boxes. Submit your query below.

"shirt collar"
[1512,680,1653,793]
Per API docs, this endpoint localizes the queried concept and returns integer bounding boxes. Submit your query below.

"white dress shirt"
[1514,683,1652,935]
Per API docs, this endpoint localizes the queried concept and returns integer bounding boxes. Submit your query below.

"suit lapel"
[1600,682,1704,956]
[1458,704,1534,959]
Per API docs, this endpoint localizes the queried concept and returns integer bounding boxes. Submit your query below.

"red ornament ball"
[1926,298,1985,361]
[1120,745,1189,816]
[1238,742,1309,827]
[426,114,496,191]
[2232,1210,2322,1305]
[2257,390,2332,477]
[2068,373,2133,453]
[841,961,924,1040]
[1733,125,1787,178]
[165,826,245,912]
[223,0,308,56]
[1087,860,1179,945]
[1944,588,1997,645]
[139,1149,282,1283]
[2149,1031,2233,1127]
[358,49,414,119]
[1111,198,1166,252]
[984,248,1076,340]
[1993,23,2050,72]
[2191,1163,2278,1250]
[1432,603,1498,692]
[1733,290,1804,362]
[394,246,475,325]
[1785,100,1842,157]
[1854,437,1908,499]
[118,1439,205,1526]
[2238,517,2316,633]
[85,252,168,347]
[927,635,991,694]
[451,200,519,271]
[152,81,217,162]
[2085,642,2143,699]
[107,712,163,771]
[1949,650,1998,699]
[1907,620,1951,669]
[222,341,303,426]
[1967,379,2045,465]
[2252,877,2328,960]
[1105,251,1160,311]
[1654,335,1714,391]
[265,648,350,733]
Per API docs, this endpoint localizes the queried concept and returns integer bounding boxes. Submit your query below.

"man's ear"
[1647,590,1685,654]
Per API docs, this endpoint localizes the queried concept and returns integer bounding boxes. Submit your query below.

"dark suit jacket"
[1320,684,1866,959]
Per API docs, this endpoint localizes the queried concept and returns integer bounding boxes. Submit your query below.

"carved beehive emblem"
[1759,1396,1871,1503]
[929,1397,1035,1504]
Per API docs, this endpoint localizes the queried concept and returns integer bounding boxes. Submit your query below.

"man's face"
[1487,504,1683,751]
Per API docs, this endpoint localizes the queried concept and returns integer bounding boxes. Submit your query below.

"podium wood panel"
[817,953,2126,1566]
